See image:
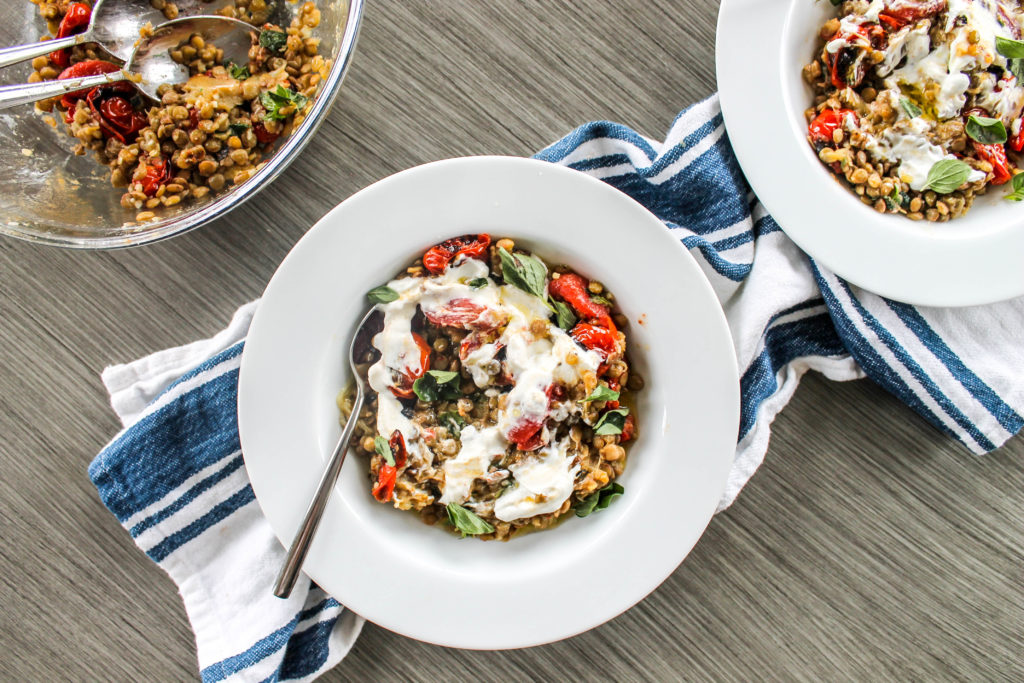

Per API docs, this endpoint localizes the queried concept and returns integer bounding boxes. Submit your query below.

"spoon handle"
[0,70,129,110]
[0,34,83,70]
[273,384,365,598]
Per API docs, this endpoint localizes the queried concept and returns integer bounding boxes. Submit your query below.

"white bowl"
[237,156,740,648]
[717,0,1024,306]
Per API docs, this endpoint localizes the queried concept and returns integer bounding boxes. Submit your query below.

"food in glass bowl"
[25,0,327,223]
[339,235,642,541]
[803,0,1024,221]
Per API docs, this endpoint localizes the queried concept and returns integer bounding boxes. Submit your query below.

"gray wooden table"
[2,1,1022,680]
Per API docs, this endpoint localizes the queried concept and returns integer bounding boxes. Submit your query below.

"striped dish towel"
[89,94,1024,680]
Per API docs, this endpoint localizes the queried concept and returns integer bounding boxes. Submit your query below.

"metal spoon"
[0,15,252,110]
[0,0,232,69]
[274,307,381,599]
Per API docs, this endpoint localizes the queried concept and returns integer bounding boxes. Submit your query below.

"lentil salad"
[340,235,642,541]
[804,0,1024,221]
[25,0,326,223]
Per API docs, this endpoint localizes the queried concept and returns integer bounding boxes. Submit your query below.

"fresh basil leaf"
[899,97,922,119]
[439,411,467,439]
[966,115,1007,145]
[590,294,613,307]
[374,435,394,466]
[1006,172,1024,201]
[446,502,495,537]
[1009,58,1024,84]
[228,122,250,136]
[468,277,489,289]
[227,62,250,80]
[550,298,577,330]
[573,493,600,517]
[412,370,461,402]
[498,247,548,299]
[426,369,459,383]
[367,285,399,304]
[259,28,288,53]
[593,407,629,435]
[573,482,625,518]
[996,36,1024,59]
[595,482,624,510]
[884,185,904,212]
[581,384,620,403]
[259,85,309,121]
[923,159,970,194]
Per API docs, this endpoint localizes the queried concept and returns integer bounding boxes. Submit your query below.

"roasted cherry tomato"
[878,0,947,27]
[389,332,431,399]
[422,234,491,274]
[97,95,147,141]
[424,298,503,330]
[548,272,615,331]
[620,414,636,443]
[570,322,618,361]
[371,464,397,502]
[1010,118,1024,153]
[388,430,408,468]
[49,2,91,69]
[973,141,1013,185]
[506,417,545,452]
[139,157,172,196]
[58,60,121,108]
[188,108,200,130]
[252,121,279,144]
[808,109,857,145]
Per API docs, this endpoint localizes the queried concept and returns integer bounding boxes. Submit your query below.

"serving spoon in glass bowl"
[273,307,382,599]
[0,15,252,110]
[0,0,233,69]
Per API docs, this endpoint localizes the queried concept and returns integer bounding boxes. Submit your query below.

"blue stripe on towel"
[885,300,1024,434]
[128,454,245,538]
[838,281,996,451]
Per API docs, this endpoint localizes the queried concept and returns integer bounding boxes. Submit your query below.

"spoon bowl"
[0,0,234,69]
[0,15,254,109]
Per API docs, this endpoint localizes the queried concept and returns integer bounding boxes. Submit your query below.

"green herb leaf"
[446,502,495,537]
[899,97,922,119]
[228,122,250,136]
[259,85,309,121]
[966,115,1007,145]
[593,407,629,435]
[590,294,613,307]
[923,159,970,194]
[828,0,843,5]
[1009,58,1024,84]
[498,247,548,299]
[884,184,904,212]
[996,36,1024,59]
[412,370,462,402]
[439,411,467,439]
[573,482,625,518]
[227,62,250,80]
[367,285,399,304]
[258,28,288,53]
[550,298,577,330]
[581,384,620,403]
[374,435,394,466]
[1006,172,1024,201]
[468,277,489,289]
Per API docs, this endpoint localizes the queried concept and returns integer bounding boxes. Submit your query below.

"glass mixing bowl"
[0,0,363,248]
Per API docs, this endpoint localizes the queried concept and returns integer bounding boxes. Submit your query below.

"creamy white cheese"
[869,117,986,190]
[493,438,580,522]
[439,425,507,505]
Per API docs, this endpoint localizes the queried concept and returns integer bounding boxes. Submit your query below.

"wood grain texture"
[1,0,1021,680]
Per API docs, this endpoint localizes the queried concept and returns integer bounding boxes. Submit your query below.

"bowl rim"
[0,0,365,250]
[237,155,741,648]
